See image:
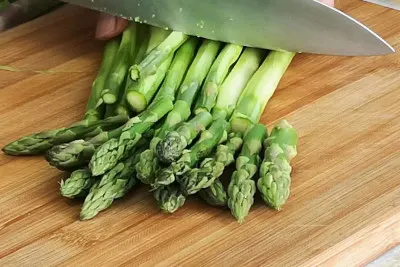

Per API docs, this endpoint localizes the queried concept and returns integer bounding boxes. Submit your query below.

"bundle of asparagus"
[2,22,299,223]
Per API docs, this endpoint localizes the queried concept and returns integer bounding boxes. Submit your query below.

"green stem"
[126,54,174,113]
[194,44,243,114]
[84,37,120,122]
[101,23,138,104]
[212,48,265,120]
[230,51,296,133]
[130,31,189,81]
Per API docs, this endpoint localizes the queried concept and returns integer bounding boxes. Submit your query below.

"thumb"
[319,0,335,6]
[95,13,128,40]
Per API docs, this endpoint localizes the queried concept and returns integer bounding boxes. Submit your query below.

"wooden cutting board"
[0,2,399,266]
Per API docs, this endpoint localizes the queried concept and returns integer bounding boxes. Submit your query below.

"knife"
[62,0,395,56]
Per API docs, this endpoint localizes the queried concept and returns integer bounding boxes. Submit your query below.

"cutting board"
[0,2,399,266]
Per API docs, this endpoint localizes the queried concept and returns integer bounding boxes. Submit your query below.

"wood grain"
[0,1,399,266]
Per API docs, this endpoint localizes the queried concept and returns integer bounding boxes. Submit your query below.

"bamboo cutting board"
[0,1,399,266]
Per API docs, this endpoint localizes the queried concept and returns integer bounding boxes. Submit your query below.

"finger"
[95,13,128,40]
[319,0,335,7]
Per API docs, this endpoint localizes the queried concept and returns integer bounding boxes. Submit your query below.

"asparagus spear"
[153,184,186,214]
[153,40,224,164]
[212,48,266,120]
[80,148,145,220]
[194,44,243,114]
[2,114,128,156]
[195,50,295,208]
[126,54,174,113]
[101,23,138,104]
[89,97,174,176]
[145,27,171,55]
[198,179,228,207]
[257,120,298,210]
[135,38,199,184]
[181,133,243,195]
[154,118,229,188]
[60,168,97,199]
[46,127,153,171]
[84,37,120,122]
[231,51,296,133]
[227,124,267,223]
[155,111,213,164]
[179,48,265,194]
[107,25,150,117]
[130,31,189,81]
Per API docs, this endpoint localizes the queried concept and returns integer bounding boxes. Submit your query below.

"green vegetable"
[194,44,243,114]
[130,31,189,81]
[80,149,144,220]
[60,168,97,199]
[182,133,243,195]
[102,23,138,104]
[257,120,298,210]
[231,51,296,133]
[198,179,227,207]
[155,111,213,164]
[153,184,186,214]
[154,118,229,188]
[84,37,120,122]
[135,38,199,184]
[89,97,173,176]
[126,54,174,113]
[227,124,267,223]
[2,114,128,156]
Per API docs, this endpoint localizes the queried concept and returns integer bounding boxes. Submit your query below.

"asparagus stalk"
[153,184,186,214]
[130,31,189,81]
[179,48,265,194]
[46,127,153,171]
[126,54,174,113]
[80,147,145,220]
[198,179,227,207]
[2,114,129,156]
[257,120,298,210]
[227,124,267,223]
[194,44,243,114]
[146,27,171,55]
[101,23,138,104]
[154,44,243,164]
[155,111,213,164]
[89,97,174,176]
[212,48,266,120]
[231,51,296,133]
[107,25,150,117]
[60,168,97,199]
[154,118,229,188]
[135,39,220,184]
[84,37,120,122]
[135,38,199,184]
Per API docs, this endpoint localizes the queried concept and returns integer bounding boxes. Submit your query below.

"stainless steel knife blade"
[63,0,395,56]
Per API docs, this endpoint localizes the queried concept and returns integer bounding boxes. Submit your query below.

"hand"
[95,0,335,40]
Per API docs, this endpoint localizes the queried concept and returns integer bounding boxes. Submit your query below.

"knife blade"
[62,0,395,56]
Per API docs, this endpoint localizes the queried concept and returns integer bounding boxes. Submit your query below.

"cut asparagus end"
[127,90,148,113]
[102,92,117,104]
[130,67,140,81]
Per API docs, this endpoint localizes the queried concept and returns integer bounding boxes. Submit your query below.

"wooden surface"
[0,2,399,266]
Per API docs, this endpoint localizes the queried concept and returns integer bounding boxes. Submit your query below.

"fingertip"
[95,13,128,40]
